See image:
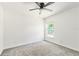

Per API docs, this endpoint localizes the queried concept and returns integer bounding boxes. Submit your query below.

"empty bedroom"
[0,2,79,56]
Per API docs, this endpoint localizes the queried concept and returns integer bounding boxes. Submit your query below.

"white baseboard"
[45,40,79,52]
[4,40,43,50]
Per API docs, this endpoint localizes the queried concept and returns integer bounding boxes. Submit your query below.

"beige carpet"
[1,41,79,56]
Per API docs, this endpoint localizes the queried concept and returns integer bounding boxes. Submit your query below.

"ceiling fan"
[29,2,55,14]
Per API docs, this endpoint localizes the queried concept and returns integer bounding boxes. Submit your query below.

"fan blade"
[43,8,53,11]
[29,8,40,11]
[44,2,55,7]
[35,2,40,7]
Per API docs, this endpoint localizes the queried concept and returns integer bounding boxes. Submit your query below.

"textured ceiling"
[1,2,79,19]
[23,2,79,18]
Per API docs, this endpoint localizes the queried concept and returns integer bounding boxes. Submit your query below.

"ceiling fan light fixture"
[29,2,55,14]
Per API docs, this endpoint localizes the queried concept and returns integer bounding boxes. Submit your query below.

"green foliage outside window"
[48,23,54,34]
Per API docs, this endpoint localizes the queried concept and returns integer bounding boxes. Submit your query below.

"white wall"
[45,7,79,51]
[0,5,3,54]
[2,3,44,49]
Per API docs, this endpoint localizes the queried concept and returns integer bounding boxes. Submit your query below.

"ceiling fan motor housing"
[40,3,44,9]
